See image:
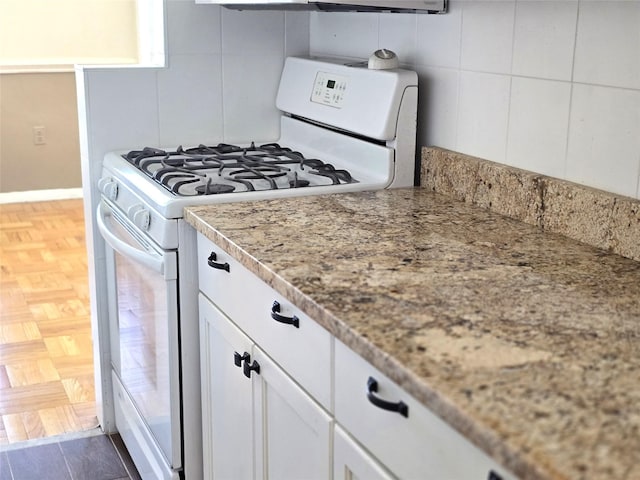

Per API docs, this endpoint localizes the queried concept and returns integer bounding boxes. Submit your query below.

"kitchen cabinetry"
[199,295,332,480]
[199,294,252,479]
[198,233,331,480]
[196,231,515,480]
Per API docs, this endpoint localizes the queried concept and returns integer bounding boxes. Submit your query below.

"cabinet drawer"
[334,339,516,480]
[197,233,331,409]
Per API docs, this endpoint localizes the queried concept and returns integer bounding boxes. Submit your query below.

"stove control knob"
[128,204,151,231]
[98,177,119,201]
[134,210,151,231]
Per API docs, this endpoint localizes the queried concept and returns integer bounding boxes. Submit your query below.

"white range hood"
[196,0,446,13]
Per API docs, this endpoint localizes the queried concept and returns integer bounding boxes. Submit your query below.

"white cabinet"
[199,293,332,480]
[253,345,332,480]
[200,293,253,480]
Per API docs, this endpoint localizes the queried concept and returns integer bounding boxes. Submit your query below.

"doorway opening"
[0,198,96,445]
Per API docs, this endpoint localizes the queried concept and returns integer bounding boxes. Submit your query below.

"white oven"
[97,201,182,479]
[96,53,418,479]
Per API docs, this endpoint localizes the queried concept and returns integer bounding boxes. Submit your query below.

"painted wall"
[0,0,138,67]
[0,73,81,192]
[310,0,640,200]
[0,0,139,194]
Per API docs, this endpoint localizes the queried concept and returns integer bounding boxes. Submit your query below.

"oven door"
[97,200,181,475]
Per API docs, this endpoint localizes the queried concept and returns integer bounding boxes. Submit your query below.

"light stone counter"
[185,188,640,480]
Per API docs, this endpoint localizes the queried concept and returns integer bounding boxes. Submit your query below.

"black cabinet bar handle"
[488,471,503,480]
[366,376,409,418]
[234,351,250,368]
[207,252,230,272]
[270,301,299,328]
[243,359,260,379]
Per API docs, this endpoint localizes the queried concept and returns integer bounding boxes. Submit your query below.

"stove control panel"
[278,56,417,140]
[311,71,348,108]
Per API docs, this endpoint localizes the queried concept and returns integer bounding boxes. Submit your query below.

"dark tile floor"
[0,433,141,480]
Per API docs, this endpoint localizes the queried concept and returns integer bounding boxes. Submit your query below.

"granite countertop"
[184,188,640,480]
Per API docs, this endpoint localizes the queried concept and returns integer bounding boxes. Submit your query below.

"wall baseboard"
[0,188,83,204]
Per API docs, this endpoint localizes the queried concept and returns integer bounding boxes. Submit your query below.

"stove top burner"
[195,183,236,195]
[290,178,310,188]
[122,142,358,196]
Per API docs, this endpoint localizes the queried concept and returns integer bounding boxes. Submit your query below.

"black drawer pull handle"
[366,377,409,418]
[270,301,299,328]
[488,471,503,480]
[207,252,230,272]
[234,351,250,368]
[243,359,260,379]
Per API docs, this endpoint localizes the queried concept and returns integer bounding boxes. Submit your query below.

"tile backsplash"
[310,0,640,200]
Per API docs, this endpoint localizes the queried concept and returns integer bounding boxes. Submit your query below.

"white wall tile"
[285,12,310,57]
[378,13,417,66]
[165,1,222,56]
[511,0,577,81]
[574,0,640,89]
[221,54,283,143]
[86,68,160,150]
[310,12,379,59]
[566,84,640,198]
[460,0,515,74]
[456,71,511,162]
[415,66,458,150]
[222,10,285,56]
[303,0,640,198]
[506,77,571,178]
[157,54,224,146]
[415,1,462,69]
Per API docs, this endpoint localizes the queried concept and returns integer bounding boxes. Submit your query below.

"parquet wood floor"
[0,199,97,445]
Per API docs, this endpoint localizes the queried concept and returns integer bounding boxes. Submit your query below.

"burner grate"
[122,142,358,196]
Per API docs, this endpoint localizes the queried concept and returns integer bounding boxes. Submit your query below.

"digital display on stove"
[311,72,348,108]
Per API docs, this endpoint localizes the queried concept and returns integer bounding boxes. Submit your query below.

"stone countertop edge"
[421,146,640,262]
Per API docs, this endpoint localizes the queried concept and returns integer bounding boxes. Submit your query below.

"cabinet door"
[199,294,254,480]
[252,345,332,480]
[334,425,395,480]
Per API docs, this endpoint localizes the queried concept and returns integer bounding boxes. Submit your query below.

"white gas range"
[96,53,418,479]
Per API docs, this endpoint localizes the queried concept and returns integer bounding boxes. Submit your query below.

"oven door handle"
[96,203,165,275]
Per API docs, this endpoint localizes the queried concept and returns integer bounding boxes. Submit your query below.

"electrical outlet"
[33,126,46,145]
